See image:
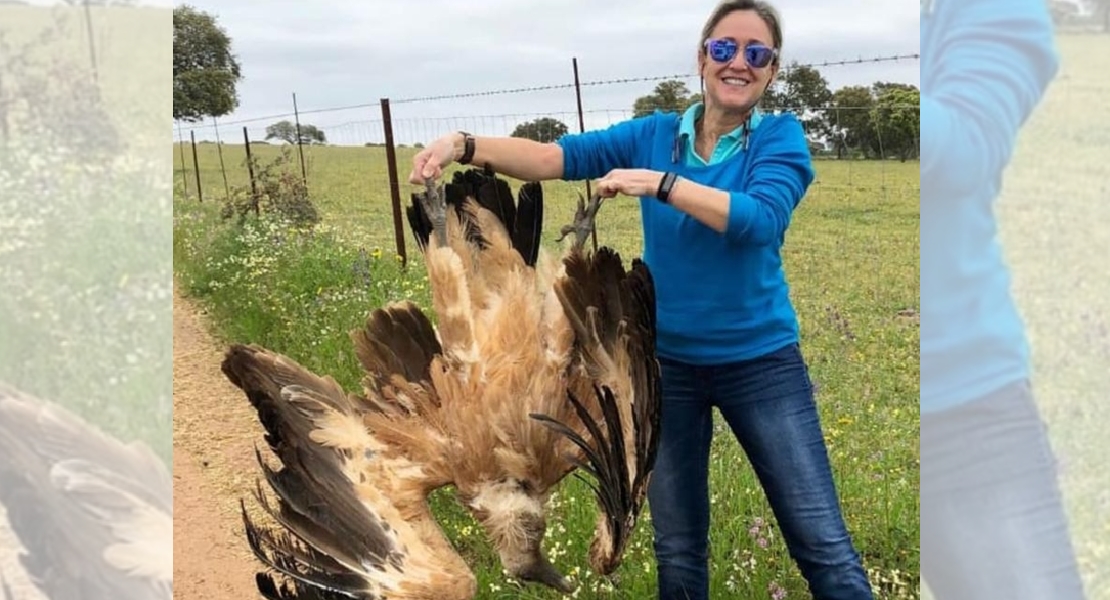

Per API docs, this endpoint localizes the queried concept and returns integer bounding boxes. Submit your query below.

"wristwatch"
[656,172,678,203]
[457,131,476,165]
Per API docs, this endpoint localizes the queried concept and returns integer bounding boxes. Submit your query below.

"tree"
[265,120,327,144]
[1086,0,1110,31]
[766,64,833,137]
[173,4,242,123]
[510,117,569,143]
[870,86,920,161]
[827,85,876,159]
[632,80,701,117]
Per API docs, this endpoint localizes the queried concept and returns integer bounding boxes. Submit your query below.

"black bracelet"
[457,131,476,165]
[656,171,678,203]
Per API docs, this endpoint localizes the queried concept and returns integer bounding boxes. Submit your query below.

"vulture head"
[457,478,573,593]
[223,166,659,599]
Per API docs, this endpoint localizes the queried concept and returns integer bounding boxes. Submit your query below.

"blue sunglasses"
[704,38,777,68]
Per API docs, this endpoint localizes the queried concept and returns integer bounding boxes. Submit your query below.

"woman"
[921,0,1088,597]
[410,1,873,598]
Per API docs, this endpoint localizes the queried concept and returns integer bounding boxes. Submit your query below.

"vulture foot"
[556,192,604,252]
[419,177,449,247]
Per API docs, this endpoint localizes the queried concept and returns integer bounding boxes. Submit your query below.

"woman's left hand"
[595,169,664,199]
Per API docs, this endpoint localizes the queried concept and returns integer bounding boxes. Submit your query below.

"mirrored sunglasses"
[704,38,777,68]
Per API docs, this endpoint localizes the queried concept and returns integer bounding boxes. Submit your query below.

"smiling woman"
[407,2,877,599]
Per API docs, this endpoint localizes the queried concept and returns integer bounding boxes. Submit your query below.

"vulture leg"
[417,178,449,248]
[556,192,605,252]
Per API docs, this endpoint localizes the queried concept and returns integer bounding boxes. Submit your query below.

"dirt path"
[172,283,266,600]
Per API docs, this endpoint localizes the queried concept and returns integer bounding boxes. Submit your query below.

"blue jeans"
[647,342,873,600]
[921,379,1087,599]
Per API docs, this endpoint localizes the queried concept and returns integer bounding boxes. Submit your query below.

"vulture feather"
[0,381,172,600]
[222,167,661,599]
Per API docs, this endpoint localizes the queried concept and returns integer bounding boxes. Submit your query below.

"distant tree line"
[508,64,918,161]
[626,65,919,161]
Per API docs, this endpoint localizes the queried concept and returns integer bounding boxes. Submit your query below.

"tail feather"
[554,247,630,380]
[408,167,544,268]
[405,204,433,255]
[467,167,517,240]
[513,182,544,267]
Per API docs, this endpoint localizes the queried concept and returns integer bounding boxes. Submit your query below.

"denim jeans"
[921,379,1087,599]
[647,342,873,600]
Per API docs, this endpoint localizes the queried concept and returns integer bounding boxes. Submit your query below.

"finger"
[596,180,619,198]
[409,153,428,183]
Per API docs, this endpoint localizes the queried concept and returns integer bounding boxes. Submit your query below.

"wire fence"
[172,53,922,271]
[175,53,919,140]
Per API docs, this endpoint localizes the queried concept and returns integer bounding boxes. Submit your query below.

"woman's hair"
[699,0,783,66]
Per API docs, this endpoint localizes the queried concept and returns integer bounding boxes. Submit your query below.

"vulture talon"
[418,177,449,248]
[556,192,605,251]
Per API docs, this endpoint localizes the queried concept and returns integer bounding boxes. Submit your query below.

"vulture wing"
[222,301,476,600]
[532,194,662,576]
[0,381,172,600]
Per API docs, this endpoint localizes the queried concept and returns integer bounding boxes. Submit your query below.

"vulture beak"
[516,556,575,594]
[464,478,577,595]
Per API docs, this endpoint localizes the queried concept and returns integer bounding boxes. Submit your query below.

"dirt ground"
[172,284,266,599]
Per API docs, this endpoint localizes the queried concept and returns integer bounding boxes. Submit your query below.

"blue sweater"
[921,0,1059,412]
[557,110,815,365]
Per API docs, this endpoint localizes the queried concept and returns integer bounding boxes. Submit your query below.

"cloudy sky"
[176,0,920,145]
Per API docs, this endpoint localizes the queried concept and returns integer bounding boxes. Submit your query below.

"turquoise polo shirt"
[678,102,765,166]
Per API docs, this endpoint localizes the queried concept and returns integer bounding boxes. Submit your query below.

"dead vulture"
[0,382,173,600]
[221,167,660,599]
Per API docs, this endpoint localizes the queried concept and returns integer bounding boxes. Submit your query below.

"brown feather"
[222,344,474,600]
[227,170,659,598]
[0,382,172,599]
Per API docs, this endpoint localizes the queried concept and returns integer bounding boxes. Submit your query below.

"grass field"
[910,31,1109,600]
[0,6,171,460]
[992,31,1110,598]
[174,129,920,597]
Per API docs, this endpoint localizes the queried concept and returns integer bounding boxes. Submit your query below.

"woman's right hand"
[409,132,459,184]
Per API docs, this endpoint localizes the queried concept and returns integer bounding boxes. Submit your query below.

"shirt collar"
[679,101,763,142]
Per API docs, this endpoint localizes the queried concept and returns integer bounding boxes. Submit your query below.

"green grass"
[174,134,919,598]
[912,31,1108,600]
[0,6,171,461]
[994,32,1110,599]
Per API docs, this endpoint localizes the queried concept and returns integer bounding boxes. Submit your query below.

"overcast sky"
[175,1,920,145]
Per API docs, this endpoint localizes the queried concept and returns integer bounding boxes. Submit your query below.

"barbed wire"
[179,52,919,131]
[392,53,920,104]
[180,104,918,144]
